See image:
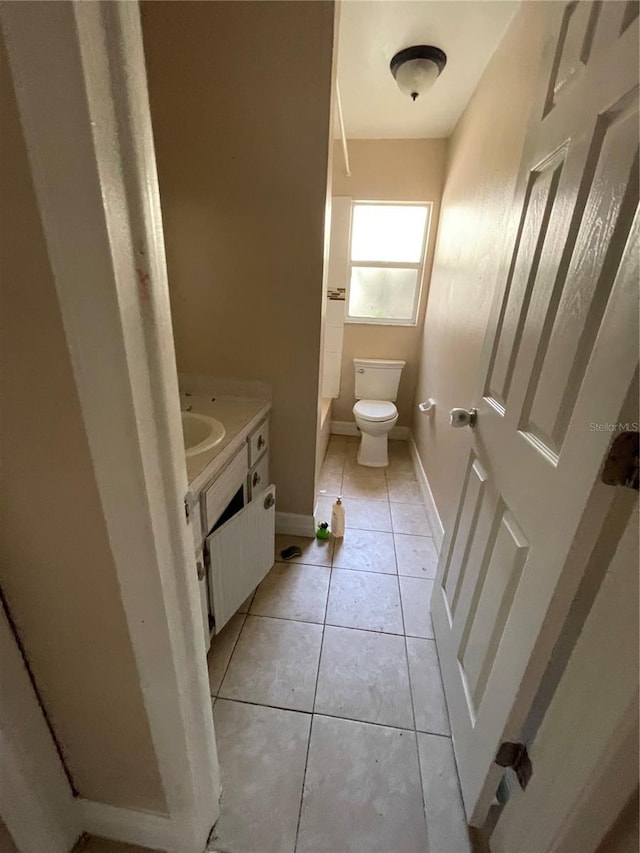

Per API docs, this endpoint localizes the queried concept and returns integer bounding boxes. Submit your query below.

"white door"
[491,499,638,853]
[206,485,276,631]
[431,0,639,825]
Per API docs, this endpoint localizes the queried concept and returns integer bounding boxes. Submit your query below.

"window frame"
[345,199,432,327]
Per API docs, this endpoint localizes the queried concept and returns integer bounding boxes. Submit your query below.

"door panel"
[486,149,566,410]
[460,509,529,716]
[522,94,638,452]
[207,485,275,632]
[544,0,599,115]
[432,1,639,825]
[491,500,639,853]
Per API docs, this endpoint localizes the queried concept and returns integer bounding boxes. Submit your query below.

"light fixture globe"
[390,45,447,101]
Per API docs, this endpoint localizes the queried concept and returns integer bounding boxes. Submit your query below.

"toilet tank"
[353,359,406,401]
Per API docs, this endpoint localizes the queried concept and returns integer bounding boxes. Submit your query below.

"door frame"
[0,2,220,851]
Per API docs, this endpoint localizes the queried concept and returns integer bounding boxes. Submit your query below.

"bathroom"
[138,1,506,850]
[3,1,637,851]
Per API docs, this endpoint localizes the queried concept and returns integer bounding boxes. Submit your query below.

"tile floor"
[207,437,471,853]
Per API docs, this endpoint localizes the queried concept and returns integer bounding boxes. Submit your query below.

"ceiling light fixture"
[389,45,447,102]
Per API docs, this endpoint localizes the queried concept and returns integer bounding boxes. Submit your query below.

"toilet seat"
[353,399,397,422]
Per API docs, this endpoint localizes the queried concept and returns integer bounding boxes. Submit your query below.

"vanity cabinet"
[196,415,273,640]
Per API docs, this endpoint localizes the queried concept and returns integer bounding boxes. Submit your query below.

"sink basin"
[181,411,225,457]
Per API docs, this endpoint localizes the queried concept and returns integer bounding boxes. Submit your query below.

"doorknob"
[450,407,477,428]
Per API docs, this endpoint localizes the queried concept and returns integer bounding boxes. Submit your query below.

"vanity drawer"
[248,419,269,466]
[201,446,248,534]
[248,453,269,500]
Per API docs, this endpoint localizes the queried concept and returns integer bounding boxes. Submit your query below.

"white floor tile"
[211,700,311,853]
[207,612,245,696]
[407,637,450,736]
[390,502,431,535]
[219,615,322,711]
[343,497,392,532]
[315,626,414,729]
[327,435,349,452]
[388,439,411,457]
[417,733,472,853]
[297,716,428,853]
[332,528,397,574]
[326,569,404,634]
[321,453,345,474]
[275,534,333,567]
[343,456,387,479]
[385,468,417,481]
[386,478,423,504]
[394,533,439,578]
[400,576,435,638]
[250,562,330,624]
[317,469,343,496]
[341,473,389,501]
[385,455,416,478]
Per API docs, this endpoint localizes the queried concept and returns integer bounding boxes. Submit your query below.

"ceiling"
[336,0,519,139]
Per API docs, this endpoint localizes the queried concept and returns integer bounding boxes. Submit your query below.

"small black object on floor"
[280,545,303,560]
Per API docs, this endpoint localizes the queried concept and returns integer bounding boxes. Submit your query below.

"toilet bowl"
[353,399,398,467]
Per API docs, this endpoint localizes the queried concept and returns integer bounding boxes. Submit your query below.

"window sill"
[344,317,418,328]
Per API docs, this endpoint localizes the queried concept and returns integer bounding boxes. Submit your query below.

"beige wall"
[141,0,335,517]
[331,139,447,426]
[413,2,552,531]
[0,36,166,812]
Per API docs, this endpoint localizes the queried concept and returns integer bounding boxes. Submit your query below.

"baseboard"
[275,511,316,538]
[408,435,444,552]
[331,420,410,441]
[78,800,180,852]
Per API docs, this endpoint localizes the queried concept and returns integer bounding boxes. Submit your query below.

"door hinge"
[184,498,190,523]
[495,742,532,790]
[601,431,639,491]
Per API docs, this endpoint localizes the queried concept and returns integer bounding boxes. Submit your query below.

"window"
[346,202,430,325]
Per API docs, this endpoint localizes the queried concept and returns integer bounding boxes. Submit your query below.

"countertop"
[180,377,270,495]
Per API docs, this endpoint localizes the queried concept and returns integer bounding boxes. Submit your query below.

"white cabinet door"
[431,2,639,826]
[206,485,275,632]
[195,549,210,651]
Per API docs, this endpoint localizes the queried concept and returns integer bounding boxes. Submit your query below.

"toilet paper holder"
[418,398,436,415]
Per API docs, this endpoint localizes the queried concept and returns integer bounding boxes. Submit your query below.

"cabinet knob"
[263,492,275,510]
[252,471,261,487]
[257,435,265,450]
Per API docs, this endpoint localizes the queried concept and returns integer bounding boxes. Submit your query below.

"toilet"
[352,358,406,467]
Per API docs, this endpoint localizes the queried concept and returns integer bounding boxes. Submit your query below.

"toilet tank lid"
[353,358,406,370]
